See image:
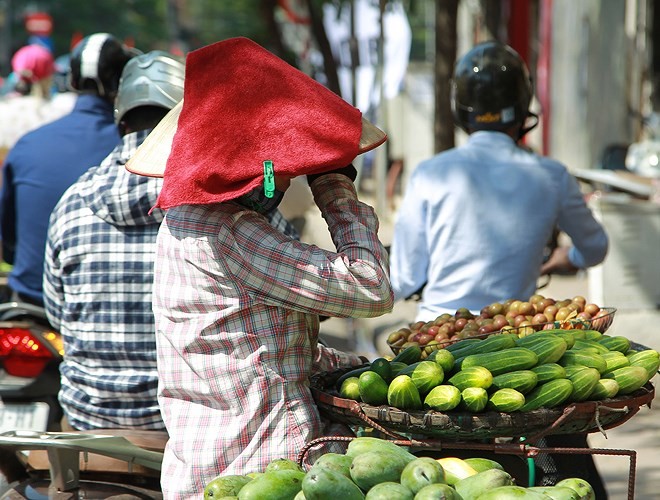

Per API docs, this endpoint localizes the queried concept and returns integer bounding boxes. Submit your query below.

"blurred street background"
[1,0,659,497]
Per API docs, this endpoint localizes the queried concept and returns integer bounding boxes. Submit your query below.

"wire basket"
[388,307,617,356]
[310,364,654,442]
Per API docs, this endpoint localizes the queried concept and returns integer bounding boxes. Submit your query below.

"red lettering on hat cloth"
[156,37,362,209]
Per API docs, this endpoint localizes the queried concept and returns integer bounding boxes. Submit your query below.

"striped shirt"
[43,131,301,433]
[154,174,393,498]
[43,130,166,430]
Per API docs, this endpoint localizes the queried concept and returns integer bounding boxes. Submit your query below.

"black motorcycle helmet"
[451,41,536,138]
[69,33,139,101]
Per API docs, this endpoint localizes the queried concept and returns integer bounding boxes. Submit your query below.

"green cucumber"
[597,335,631,354]
[559,351,608,375]
[336,365,371,391]
[602,366,649,395]
[487,388,526,412]
[491,370,538,394]
[530,363,567,384]
[449,366,493,391]
[520,379,574,411]
[461,347,538,376]
[566,367,601,402]
[392,345,422,365]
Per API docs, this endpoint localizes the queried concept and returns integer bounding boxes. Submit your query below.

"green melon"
[358,371,388,405]
[461,387,489,412]
[387,375,423,410]
[424,384,461,411]
[339,377,361,401]
[406,360,445,396]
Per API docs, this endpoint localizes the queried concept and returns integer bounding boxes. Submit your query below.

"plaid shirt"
[43,130,167,430]
[154,175,393,498]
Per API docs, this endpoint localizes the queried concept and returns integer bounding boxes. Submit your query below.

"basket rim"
[311,343,654,440]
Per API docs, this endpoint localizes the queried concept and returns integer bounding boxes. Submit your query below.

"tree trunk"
[435,0,459,153]
[306,0,342,96]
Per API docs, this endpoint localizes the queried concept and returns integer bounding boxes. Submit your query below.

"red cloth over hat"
[11,45,54,83]
[155,37,363,209]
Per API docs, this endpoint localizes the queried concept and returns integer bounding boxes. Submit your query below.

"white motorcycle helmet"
[69,33,139,101]
[114,50,185,125]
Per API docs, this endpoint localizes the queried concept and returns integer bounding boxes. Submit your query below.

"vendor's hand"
[540,246,579,276]
[307,164,358,186]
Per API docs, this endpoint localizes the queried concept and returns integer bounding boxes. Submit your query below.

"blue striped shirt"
[43,130,166,430]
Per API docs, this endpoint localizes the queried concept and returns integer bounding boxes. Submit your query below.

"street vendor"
[126,37,393,498]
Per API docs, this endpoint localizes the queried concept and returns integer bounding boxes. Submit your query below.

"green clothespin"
[263,160,275,198]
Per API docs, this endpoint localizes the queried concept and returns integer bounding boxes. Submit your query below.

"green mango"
[203,475,252,499]
[554,478,596,500]
[529,486,580,500]
[414,483,463,499]
[365,481,414,499]
[400,457,446,494]
[474,485,551,499]
[302,467,365,500]
[345,437,416,463]
[349,450,410,491]
[311,452,353,479]
[463,458,504,473]
[454,469,514,499]
[265,457,305,473]
[237,470,305,500]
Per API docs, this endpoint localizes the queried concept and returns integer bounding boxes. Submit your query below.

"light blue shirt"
[389,131,608,321]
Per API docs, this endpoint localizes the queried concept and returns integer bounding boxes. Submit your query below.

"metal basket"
[310,363,654,442]
[388,307,617,356]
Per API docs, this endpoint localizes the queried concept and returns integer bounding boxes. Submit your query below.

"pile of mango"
[203,437,596,499]
[338,329,659,413]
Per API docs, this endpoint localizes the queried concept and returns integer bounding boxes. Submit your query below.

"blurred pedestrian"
[0,44,75,156]
[0,33,136,306]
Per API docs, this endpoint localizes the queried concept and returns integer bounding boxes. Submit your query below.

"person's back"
[42,51,185,430]
[0,33,136,306]
[390,41,608,321]
[392,131,606,318]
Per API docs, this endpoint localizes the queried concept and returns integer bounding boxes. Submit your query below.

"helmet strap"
[518,112,539,140]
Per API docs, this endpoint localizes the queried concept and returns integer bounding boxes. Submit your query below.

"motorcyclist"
[0,33,137,307]
[389,40,609,497]
[389,40,608,321]
[42,50,183,432]
[0,44,73,156]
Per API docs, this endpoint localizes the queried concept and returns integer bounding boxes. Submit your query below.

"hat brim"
[126,100,387,179]
[125,100,182,178]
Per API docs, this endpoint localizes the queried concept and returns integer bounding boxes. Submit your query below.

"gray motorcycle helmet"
[114,50,185,125]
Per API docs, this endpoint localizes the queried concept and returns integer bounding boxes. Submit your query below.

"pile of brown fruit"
[387,295,613,353]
